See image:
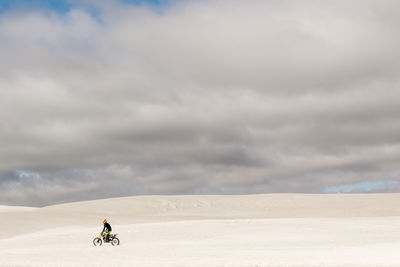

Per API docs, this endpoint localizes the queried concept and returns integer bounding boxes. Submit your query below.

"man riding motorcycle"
[102,219,112,242]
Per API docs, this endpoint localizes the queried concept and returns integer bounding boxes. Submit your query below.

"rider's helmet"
[103,219,107,224]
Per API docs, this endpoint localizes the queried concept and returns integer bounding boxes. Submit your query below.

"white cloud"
[1,0,400,205]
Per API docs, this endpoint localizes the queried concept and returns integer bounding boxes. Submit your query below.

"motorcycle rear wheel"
[111,237,120,246]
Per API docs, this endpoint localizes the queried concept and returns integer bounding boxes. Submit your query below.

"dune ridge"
[2,194,400,238]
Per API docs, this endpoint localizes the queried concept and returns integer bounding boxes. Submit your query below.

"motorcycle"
[93,231,120,246]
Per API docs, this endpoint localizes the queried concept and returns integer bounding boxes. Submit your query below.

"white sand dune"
[1,194,400,266]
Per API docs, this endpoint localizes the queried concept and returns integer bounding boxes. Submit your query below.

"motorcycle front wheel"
[93,237,102,246]
[111,237,120,246]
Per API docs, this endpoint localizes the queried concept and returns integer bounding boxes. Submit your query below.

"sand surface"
[1,194,400,266]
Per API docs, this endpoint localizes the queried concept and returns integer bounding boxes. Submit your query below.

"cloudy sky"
[1,0,400,206]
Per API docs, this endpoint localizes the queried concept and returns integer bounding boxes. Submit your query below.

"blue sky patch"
[324,180,400,193]
[0,0,167,15]
[0,0,73,13]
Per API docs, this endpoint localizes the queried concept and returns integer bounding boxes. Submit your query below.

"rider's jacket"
[103,222,112,232]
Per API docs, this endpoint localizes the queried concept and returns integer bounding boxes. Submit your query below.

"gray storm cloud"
[1,0,400,206]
